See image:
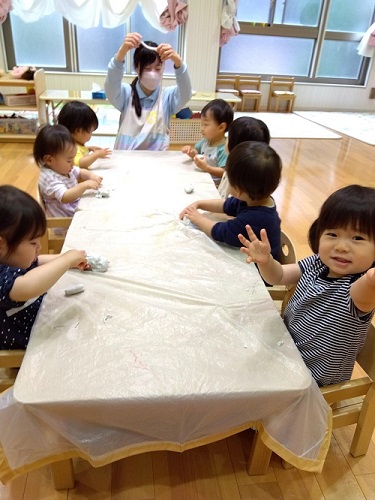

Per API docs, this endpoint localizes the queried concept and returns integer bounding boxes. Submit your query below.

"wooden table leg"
[50,459,75,490]
[247,431,272,475]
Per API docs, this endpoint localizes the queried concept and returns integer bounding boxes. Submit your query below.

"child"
[181,99,234,186]
[179,141,282,257]
[57,100,111,169]
[0,185,89,349]
[105,32,192,150]
[217,116,270,198]
[238,185,375,387]
[34,124,103,218]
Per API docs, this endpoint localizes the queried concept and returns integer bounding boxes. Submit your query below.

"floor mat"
[233,112,341,140]
[90,107,341,145]
[294,111,375,145]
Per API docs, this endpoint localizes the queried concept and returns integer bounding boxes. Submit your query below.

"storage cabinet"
[0,68,46,142]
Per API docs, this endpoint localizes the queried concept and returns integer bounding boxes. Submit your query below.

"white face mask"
[139,70,162,91]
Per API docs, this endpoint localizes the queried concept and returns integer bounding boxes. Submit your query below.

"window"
[2,5,181,76]
[219,0,375,85]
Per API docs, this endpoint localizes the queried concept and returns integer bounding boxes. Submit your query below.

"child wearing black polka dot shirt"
[0,185,90,349]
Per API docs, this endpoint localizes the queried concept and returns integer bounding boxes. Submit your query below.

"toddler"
[34,124,103,218]
[239,185,375,387]
[57,100,111,169]
[0,185,89,349]
[180,141,281,258]
[182,98,234,186]
[217,116,270,198]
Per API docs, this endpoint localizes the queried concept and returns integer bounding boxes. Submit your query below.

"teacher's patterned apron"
[115,86,169,151]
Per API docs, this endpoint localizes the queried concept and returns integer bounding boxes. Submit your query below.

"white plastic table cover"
[0,151,331,482]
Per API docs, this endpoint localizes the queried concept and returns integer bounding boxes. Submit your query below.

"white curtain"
[9,0,183,31]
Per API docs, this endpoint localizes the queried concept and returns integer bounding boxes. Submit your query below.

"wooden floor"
[0,131,375,499]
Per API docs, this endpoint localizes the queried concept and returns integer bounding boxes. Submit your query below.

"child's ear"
[219,122,227,133]
[42,154,53,166]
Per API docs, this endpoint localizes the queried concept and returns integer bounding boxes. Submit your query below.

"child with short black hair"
[239,185,375,387]
[34,124,103,218]
[58,100,111,169]
[0,185,89,349]
[218,116,271,198]
[182,98,234,185]
[180,141,282,258]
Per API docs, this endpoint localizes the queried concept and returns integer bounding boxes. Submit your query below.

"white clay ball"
[184,184,194,194]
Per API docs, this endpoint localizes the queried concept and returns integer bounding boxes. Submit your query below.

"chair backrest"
[279,231,296,265]
[357,321,375,380]
[36,186,72,254]
[270,76,295,93]
[40,217,73,254]
[216,75,239,92]
[238,75,261,92]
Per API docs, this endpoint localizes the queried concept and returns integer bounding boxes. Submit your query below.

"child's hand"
[182,145,192,155]
[63,250,89,270]
[157,43,182,68]
[93,148,112,160]
[82,179,101,191]
[91,173,103,184]
[194,154,209,172]
[179,201,199,219]
[182,146,198,160]
[181,205,201,224]
[238,225,271,264]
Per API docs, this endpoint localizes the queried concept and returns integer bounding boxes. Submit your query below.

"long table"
[0,151,331,488]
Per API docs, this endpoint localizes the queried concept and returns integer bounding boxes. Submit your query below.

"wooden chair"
[238,75,262,112]
[0,350,25,392]
[321,321,375,457]
[40,217,72,254]
[267,231,296,315]
[216,75,240,96]
[36,187,72,254]
[248,322,375,474]
[267,76,296,112]
[252,243,375,473]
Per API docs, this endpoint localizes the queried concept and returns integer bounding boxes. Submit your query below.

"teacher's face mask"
[139,70,162,91]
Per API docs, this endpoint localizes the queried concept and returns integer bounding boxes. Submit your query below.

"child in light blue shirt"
[182,99,234,185]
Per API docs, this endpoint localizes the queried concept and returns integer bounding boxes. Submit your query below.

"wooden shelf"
[0,69,46,142]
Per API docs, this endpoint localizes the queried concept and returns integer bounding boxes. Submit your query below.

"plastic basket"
[169,118,201,144]
[0,117,38,134]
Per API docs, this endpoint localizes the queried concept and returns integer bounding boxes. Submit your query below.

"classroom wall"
[1,0,375,111]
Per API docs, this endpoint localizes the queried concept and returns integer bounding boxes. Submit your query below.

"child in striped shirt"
[238,185,375,387]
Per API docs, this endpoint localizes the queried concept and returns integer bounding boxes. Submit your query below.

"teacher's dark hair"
[131,41,161,118]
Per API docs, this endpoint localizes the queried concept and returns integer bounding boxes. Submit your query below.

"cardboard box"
[3,93,37,106]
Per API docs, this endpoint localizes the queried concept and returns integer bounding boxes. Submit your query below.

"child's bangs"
[323,196,375,241]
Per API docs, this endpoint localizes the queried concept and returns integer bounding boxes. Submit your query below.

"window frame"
[219,1,375,86]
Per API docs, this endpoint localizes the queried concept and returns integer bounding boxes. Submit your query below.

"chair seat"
[240,90,262,95]
[217,88,240,95]
[273,91,295,96]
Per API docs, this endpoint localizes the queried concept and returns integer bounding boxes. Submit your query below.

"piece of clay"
[184,184,194,194]
[86,254,109,272]
[96,188,110,198]
[140,41,158,51]
[65,284,85,296]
